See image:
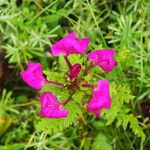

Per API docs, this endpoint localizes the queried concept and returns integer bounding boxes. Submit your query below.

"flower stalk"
[62,96,72,106]
[44,80,64,87]
[64,55,72,69]
[84,62,95,74]
[81,84,95,90]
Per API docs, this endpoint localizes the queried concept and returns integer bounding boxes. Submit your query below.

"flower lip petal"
[88,50,117,72]
[86,80,111,117]
[51,32,91,56]
[20,61,45,90]
[39,92,68,118]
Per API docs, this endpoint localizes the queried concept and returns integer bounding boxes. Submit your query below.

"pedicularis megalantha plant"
[20,32,118,132]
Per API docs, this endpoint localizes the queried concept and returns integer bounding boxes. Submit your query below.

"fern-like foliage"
[101,83,145,141]
[58,55,69,72]
[101,83,134,125]
[43,70,66,85]
[68,54,86,65]
[117,109,145,141]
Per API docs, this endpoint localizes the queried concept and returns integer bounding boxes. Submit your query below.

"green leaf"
[43,70,66,85]
[41,84,69,102]
[58,55,69,72]
[0,144,25,150]
[116,109,145,141]
[101,83,134,125]
[68,54,86,65]
[72,90,85,102]
[128,114,145,141]
[93,133,112,150]
[101,83,145,141]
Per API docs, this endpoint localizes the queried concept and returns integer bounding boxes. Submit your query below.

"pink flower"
[88,50,117,72]
[39,92,68,118]
[86,80,111,117]
[51,32,91,56]
[20,61,45,90]
[70,64,81,79]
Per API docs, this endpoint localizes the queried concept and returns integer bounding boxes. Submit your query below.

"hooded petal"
[86,80,111,117]
[20,61,45,90]
[39,92,68,118]
[88,50,117,72]
[51,32,91,56]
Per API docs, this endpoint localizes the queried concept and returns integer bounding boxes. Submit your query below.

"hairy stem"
[64,55,72,69]
[84,62,95,74]
[44,79,64,87]
[62,94,74,106]
[81,84,95,90]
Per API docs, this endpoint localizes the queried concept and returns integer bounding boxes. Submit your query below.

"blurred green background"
[0,0,150,149]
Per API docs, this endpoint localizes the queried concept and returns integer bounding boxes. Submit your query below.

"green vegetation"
[0,0,150,149]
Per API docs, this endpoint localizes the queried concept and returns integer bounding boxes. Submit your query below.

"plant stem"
[81,84,95,90]
[25,131,36,150]
[44,80,64,87]
[18,62,24,71]
[84,62,95,74]
[12,101,37,107]
[64,55,72,69]
[62,94,73,106]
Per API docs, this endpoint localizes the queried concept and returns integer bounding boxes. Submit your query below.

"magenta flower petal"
[70,64,81,79]
[51,32,91,56]
[20,61,45,90]
[39,92,68,118]
[88,50,118,72]
[86,80,111,117]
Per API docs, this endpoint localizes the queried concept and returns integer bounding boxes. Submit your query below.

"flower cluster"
[20,32,117,118]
